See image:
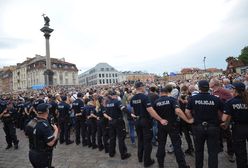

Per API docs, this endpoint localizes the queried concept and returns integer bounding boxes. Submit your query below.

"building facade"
[79,63,119,86]
[12,55,78,91]
[118,71,155,83]
[0,66,15,93]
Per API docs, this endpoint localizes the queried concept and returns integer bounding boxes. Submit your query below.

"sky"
[0,0,248,75]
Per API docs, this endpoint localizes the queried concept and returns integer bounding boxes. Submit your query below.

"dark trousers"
[58,119,70,143]
[156,124,187,168]
[97,120,104,149]
[135,118,153,166]
[192,125,219,168]
[219,127,234,155]
[29,150,53,168]
[181,121,194,150]
[87,119,97,146]
[75,117,87,145]
[3,122,18,146]
[108,119,127,157]
[232,125,248,168]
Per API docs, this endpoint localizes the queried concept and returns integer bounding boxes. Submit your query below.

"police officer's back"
[72,93,86,145]
[130,81,167,167]
[154,85,191,168]
[104,90,131,160]
[185,80,223,168]
[25,103,58,168]
[57,96,73,145]
[222,82,248,168]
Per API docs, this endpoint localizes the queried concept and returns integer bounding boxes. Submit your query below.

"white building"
[13,55,78,91]
[79,63,119,86]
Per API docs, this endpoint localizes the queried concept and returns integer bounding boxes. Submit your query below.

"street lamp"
[203,57,206,71]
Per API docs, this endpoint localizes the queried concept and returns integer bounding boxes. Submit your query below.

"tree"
[238,46,248,64]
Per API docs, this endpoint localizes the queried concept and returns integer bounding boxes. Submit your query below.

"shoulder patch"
[42,122,48,127]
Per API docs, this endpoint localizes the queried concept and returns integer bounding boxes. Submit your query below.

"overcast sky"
[0,0,248,75]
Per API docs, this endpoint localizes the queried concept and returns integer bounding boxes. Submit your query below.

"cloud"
[0,38,31,49]
[0,0,247,75]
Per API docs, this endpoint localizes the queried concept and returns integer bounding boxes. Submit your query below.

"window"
[99,79,102,84]
[113,79,115,83]
[106,79,108,84]
[103,79,105,84]
[106,68,109,71]
[102,74,104,77]
[101,68,104,71]
[109,79,111,83]
[115,73,117,77]
[99,74,101,78]
[116,79,118,83]
[112,73,114,77]
[106,74,108,77]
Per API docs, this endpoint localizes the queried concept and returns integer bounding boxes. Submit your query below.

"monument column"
[40,14,54,86]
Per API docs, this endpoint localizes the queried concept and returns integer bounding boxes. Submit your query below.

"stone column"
[40,24,54,86]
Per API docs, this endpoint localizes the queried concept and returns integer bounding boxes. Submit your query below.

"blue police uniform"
[96,104,108,151]
[105,97,130,159]
[72,98,86,145]
[57,101,71,144]
[130,92,154,166]
[154,96,188,168]
[0,103,19,150]
[187,91,223,168]
[49,100,58,125]
[25,117,55,167]
[224,95,248,168]
[84,104,97,149]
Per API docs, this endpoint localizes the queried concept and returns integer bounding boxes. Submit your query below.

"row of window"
[99,79,118,84]
[99,73,118,78]
[100,68,115,71]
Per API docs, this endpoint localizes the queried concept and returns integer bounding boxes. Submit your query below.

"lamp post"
[203,57,206,71]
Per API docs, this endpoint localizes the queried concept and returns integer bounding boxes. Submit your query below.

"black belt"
[195,122,218,127]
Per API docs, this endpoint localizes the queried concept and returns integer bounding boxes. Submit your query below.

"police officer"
[185,80,223,168]
[222,82,248,168]
[85,100,98,149]
[0,101,19,150]
[103,90,131,160]
[72,92,87,146]
[48,96,58,125]
[32,93,45,114]
[130,81,167,167]
[154,85,192,168]
[95,96,107,151]
[57,96,74,145]
[25,103,58,168]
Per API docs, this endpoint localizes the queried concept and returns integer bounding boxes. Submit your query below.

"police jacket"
[154,96,180,125]
[130,93,152,120]
[57,101,71,120]
[224,96,248,125]
[25,117,55,152]
[105,98,124,120]
[72,99,84,114]
[186,92,223,126]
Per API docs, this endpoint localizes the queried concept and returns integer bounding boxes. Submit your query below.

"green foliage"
[238,46,248,64]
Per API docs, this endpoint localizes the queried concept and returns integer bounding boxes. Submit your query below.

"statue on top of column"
[42,14,50,27]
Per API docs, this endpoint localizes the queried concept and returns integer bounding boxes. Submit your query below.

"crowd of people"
[1,73,248,168]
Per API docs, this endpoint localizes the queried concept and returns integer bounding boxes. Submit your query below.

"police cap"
[37,103,51,113]
[61,96,67,101]
[198,80,209,88]
[160,85,173,93]
[135,81,144,88]
[232,82,245,92]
